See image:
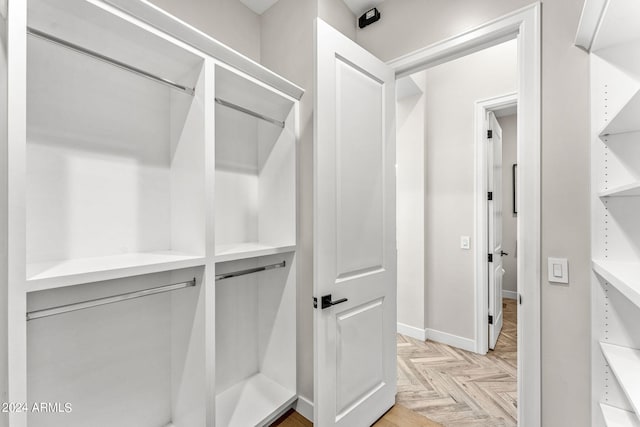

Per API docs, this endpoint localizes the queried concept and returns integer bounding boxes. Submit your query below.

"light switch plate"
[461,236,470,250]
[548,257,568,284]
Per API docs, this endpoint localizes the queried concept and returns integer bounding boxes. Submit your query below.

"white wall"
[396,74,426,336]
[498,114,517,295]
[356,1,592,425]
[148,0,262,62]
[422,40,517,341]
[260,0,317,408]
[260,0,354,409]
[318,0,356,40]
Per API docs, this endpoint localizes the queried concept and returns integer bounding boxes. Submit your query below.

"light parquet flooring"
[274,299,516,427]
[397,299,517,426]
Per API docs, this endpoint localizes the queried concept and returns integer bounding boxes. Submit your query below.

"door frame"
[476,93,518,354]
[387,4,540,426]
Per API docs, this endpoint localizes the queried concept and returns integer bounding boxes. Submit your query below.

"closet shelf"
[215,373,296,427]
[593,260,640,309]
[215,243,296,263]
[599,182,640,198]
[586,0,640,52]
[600,343,640,417]
[601,403,640,427]
[600,91,640,137]
[27,251,206,292]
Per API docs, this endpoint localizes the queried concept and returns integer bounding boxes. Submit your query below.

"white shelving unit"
[2,0,302,425]
[214,66,296,263]
[576,0,640,425]
[213,64,297,426]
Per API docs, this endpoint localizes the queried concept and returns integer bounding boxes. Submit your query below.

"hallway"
[396,299,517,426]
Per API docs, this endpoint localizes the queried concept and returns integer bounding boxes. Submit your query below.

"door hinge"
[487,130,493,139]
[488,192,493,201]
[488,254,493,263]
[313,297,317,309]
[519,294,522,305]
[488,314,494,325]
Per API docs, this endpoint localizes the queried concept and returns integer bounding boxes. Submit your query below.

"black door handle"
[321,294,348,309]
[500,250,509,256]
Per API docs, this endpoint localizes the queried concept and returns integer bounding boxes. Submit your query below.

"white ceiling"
[239,0,384,17]
[342,0,384,16]
[239,0,279,15]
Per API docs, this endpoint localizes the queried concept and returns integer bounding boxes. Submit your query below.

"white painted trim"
[397,322,427,341]
[387,4,541,426]
[425,329,476,353]
[503,290,518,300]
[474,92,518,356]
[388,3,539,78]
[7,1,28,425]
[295,395,314,423]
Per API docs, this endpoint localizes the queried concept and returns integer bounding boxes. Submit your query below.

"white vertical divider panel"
[0,9,8,427]
[204,57,217,427]
[170,59,214,426]
[6,0,27,426]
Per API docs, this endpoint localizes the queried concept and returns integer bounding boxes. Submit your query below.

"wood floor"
[274,299,517,427]
[397,299,517,426]
[273,404,441,427]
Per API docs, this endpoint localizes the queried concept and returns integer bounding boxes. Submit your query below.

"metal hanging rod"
[215,98,285,128]
[26,278,197,321]
[27,27,196,96]
[215,261,286,281]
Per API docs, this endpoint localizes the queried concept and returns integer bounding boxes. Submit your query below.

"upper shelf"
[600,90,640,136]
[29,0,205,89]
[576,0,640,52]
[599,182,640,198]
[215,243,296,263]
[600,343,640,418]
[27,252,206,292]
[101,0,304,100]
[593,260,640,310]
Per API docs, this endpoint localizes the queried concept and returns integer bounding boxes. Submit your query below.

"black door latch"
[314,294,348,309]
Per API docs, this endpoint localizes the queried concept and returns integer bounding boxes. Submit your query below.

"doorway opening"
[478,94,518,356]
[395,41,519,425]
[390,4,539,426]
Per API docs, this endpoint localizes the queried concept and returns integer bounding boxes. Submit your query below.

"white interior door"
[314,19,396,427]
[488,111,504,350]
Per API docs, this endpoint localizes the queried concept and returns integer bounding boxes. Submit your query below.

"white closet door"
[488,111,504,350]
[314,18,397,427]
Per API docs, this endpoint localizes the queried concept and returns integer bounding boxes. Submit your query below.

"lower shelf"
[600,343,640,417]
[216,373,296,427]
[27,251,206,291]
[601,403,640,427]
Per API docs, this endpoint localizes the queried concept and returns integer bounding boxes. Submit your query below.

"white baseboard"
[397,322,427,341]
[502,290,518,300]
[295,395,313,422]
[426,328,476,353]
